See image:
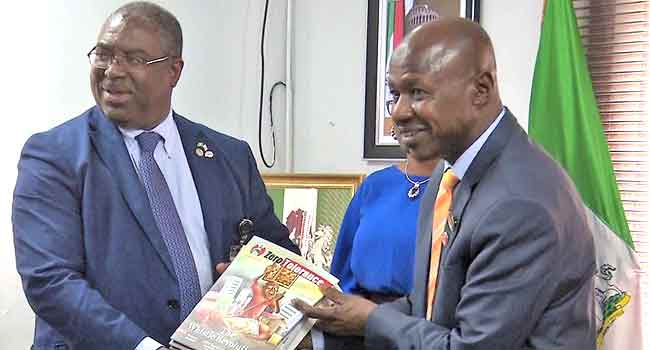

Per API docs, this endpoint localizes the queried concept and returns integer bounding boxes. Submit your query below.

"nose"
[390,95,414,124]
[104,57,127,78]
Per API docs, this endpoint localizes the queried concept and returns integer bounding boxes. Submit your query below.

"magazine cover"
[170,236,339,350]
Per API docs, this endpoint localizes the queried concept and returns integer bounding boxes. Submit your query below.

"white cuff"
[134,336,164,350]
[311,329,325,350]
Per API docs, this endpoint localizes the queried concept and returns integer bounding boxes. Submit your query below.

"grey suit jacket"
[365,110,597,349]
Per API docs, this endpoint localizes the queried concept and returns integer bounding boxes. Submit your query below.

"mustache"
[395,123,430,134]
[101,81,132,93]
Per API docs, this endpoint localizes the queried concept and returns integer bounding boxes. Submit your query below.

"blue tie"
[136,131,201,318]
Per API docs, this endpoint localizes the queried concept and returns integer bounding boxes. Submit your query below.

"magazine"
[170,236,339,350]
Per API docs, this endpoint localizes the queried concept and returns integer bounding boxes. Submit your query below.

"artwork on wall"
[263,174,364,272]
[363,0,481,159]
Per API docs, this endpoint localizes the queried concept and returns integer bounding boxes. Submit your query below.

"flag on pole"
[529,1,644,349]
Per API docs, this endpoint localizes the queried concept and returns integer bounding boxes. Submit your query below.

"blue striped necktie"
[136,131,201,318]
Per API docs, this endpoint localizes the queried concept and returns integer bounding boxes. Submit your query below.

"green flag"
[529,2,643,349]
[528,0,632,248]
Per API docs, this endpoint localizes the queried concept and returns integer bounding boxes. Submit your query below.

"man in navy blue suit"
[12,2,297,349]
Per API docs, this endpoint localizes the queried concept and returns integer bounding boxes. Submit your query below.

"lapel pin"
[195,142,213,158]
[442,232,449,246]
[447,214,457,232]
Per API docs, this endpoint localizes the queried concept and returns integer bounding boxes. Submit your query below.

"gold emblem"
[194,142,213,158]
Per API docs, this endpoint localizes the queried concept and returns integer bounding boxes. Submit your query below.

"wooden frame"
[262,174,365,272]
[363,0,481,159]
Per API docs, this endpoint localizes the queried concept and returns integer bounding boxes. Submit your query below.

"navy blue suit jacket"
[12,106,298,350]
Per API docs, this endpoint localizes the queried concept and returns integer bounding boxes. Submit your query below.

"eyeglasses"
[386,97,398,115]
[87,46,169,70]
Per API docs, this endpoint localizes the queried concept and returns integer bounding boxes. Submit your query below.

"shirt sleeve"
[311,329,325,350]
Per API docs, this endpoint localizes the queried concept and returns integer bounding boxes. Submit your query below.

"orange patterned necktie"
[426,169,460,320]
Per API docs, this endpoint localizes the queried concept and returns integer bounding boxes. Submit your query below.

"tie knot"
[136,132,163,154]
[441,169,459,191]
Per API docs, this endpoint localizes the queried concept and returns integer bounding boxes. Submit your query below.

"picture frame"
[363,0,481,159]
[262,174,365,272]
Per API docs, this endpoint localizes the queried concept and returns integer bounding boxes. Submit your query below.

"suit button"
[167,299,180,310]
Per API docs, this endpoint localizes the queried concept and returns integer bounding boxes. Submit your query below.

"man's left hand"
[293,286,377,336]
[215,262,230,274]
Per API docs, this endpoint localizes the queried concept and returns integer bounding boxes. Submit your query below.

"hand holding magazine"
[170,236,339,350]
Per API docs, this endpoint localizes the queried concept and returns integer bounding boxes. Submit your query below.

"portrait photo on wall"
[363,0,481,159]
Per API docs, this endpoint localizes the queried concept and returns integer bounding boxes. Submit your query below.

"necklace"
[404,160,431,199]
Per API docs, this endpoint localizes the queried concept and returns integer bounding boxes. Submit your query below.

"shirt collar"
[447,107,506,180]
[118,109,178,157]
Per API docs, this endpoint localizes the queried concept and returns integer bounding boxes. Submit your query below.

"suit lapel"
[415,109,518,315]
[87,107,175,276]
[174,114,228,276]
[444,109,518,253]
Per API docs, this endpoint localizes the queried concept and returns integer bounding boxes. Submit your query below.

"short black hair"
[110,1,183,57]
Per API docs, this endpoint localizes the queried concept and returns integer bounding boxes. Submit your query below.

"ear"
[471,70,495,106]
[169,58,184,88]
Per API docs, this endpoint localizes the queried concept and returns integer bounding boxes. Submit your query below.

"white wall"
[482,0,545,131]
[292,0,375,173]
[0,1,543,348]
[291,0,544,173]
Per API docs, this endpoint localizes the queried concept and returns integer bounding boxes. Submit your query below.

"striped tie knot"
[136,131,163,154]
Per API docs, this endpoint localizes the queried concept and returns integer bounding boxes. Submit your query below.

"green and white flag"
[529,1,644,349]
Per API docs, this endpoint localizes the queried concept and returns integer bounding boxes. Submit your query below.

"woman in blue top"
[330,130,439,301]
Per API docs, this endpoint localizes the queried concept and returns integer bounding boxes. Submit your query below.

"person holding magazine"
[295,18,596,350]
[12,2,298,350]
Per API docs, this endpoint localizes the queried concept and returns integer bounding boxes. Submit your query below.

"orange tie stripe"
[426,169,459,321]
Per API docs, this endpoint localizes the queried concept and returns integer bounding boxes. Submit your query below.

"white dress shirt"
[447,107,506,179]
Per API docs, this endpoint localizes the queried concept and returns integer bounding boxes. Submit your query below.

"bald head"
[386,18,503,163]
[393,18,497,92]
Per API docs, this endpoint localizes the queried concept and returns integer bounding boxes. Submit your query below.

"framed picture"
[363,0,481,159]
[262,174,365,272]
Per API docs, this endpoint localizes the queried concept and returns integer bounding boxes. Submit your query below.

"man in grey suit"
[295,18,596,349]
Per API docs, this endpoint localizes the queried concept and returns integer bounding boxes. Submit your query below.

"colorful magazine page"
[171,236,339,350]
